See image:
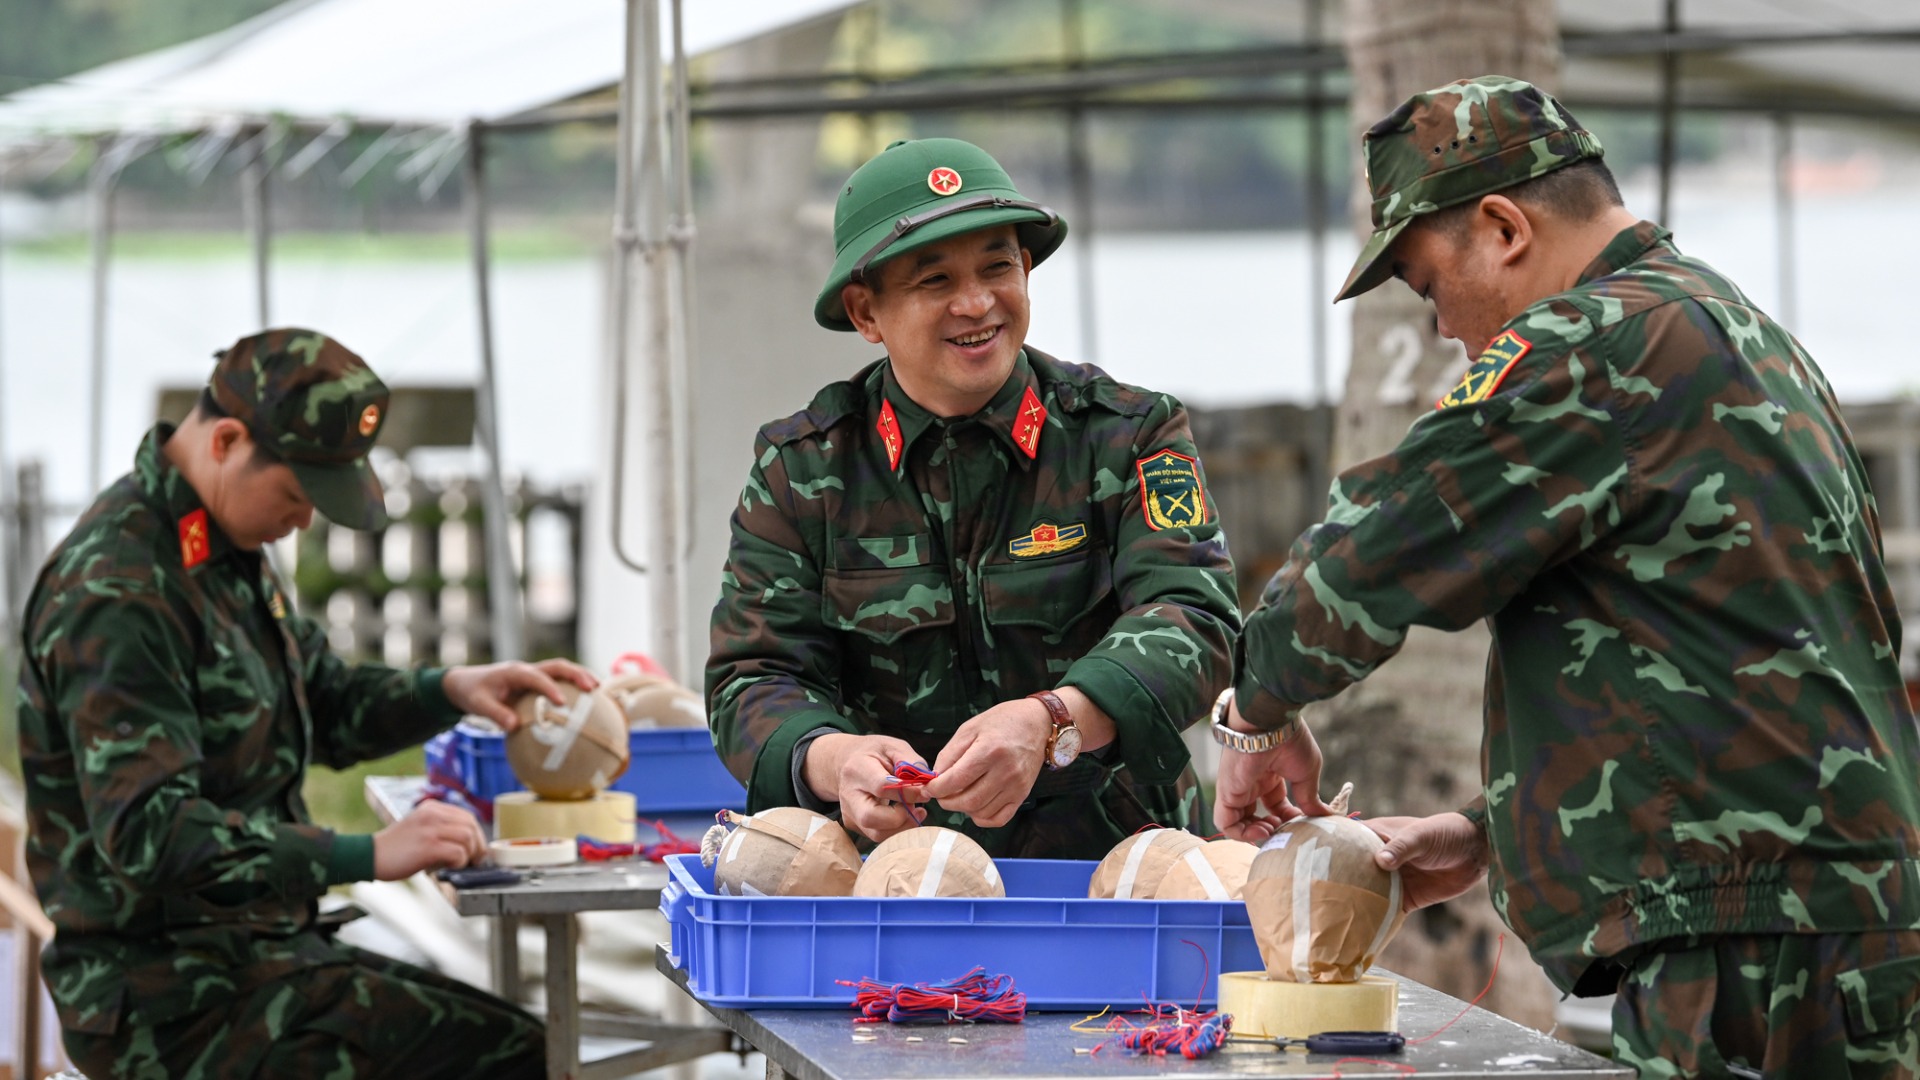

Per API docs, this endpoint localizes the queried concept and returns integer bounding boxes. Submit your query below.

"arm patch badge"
[1137,450,1209,531]
[1436,329,1532,410]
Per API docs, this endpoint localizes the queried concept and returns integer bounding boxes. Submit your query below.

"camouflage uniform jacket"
[16,425,463,1037]
[707,350,1240,858]
[1236,222,1920,994]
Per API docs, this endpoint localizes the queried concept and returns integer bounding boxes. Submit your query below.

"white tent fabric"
[0,0,856,140]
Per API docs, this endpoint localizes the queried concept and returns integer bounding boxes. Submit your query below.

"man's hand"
[803,733,929,843]
[1365,812,1490,912]
[441,658,598,731]
[922,698,1051,829]
[1212,699,1330,844]
[374,800,488,880]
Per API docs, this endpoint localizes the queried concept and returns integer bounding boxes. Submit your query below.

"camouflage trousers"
[1610,930,1920,1079]
[62,944,545,1080]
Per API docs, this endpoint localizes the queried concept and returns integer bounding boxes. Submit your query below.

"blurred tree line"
[0,0,285,93]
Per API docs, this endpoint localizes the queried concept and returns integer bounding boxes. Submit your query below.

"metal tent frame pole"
[464,121,525,662]
[1657,0,1681,227]
[1772,112,1797,331]
[86,137,118,498]
[1063,0,1099,364]
[242,129,272,328]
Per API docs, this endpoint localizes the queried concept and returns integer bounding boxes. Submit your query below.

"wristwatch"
[1209,688,1301,752]
[1029,690,1082,770]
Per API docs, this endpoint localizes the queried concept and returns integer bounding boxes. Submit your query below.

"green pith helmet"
[813,138,1068,331]
[209,327,391,530]
[1337,74,1605,302]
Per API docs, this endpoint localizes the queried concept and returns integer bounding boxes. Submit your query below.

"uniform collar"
[1575,220,1673,288]
[871,352,1046,474]
[136,423,242,571]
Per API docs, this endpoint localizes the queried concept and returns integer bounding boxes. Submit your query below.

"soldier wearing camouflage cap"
[17,328,598,1077]
[707,139,1240,856]
[1215,76,1920,1075]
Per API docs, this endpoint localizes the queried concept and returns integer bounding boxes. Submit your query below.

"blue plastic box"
[660,853,1261,1010]
[447,722,747,814]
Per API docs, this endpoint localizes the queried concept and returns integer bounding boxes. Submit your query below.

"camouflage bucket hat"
[1337,74,1605,302]
[814,137,1068,331]
[209,328,391,530]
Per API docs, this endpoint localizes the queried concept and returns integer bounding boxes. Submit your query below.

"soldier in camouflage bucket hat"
[18,327,599,1077]
[709,139,1240,858]
[1217,77,1920,1076]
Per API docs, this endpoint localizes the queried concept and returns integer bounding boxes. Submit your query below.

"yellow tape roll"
[493,790,637,844]
[1218,971,1399,1040]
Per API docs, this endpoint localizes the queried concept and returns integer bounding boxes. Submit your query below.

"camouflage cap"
[209,328,391,530]
[1336,74,1605,302]
[814,137,1068,331]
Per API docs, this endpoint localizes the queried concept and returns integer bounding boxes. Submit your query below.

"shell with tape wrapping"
[711,807,861,897]
[1086,828,1205,899]
[602,672,707,729]
[852,827,1004,898]
[1153,838,1259,901]
[1242,816,1407,984]
[505,684,629,800]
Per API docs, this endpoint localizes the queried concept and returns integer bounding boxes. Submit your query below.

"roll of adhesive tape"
[489,836,578,868]
[1217,971,1398,1039]
[493,790,636,844]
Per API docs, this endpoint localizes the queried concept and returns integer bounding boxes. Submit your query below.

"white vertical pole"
[86,139,117,498]
[465,123,524,662]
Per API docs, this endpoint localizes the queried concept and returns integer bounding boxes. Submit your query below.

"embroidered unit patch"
[1009,521,1088,558]
[876,398,904,471]
[1436,329,1532,410]
[179,509,211,569]
[1010,386,1047,460]
[1137,450,1208,531]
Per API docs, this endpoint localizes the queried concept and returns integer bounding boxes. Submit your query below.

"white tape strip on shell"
[1182,847,1230,900]
[1114,834,1154,899]
[919,830,958,898]
[539,694,598,771]
[1291,836,1333,982]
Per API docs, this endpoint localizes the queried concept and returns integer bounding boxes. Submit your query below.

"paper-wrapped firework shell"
[712,807,861,897]
[852,827,1004,898]
[1154,838,1260,901]
[505,683,629,800]
[601,672,707,729]
[1242,816,1407,984]
[1087,828,1206,899]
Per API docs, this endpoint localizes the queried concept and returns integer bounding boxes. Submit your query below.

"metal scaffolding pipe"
[464,122,525,662]
[1063,0,1099,364]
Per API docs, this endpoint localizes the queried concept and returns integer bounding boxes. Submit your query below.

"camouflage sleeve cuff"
[325,832,376,885]
[1456,797,1489,834]
[1061,657,1190,786]
[1230,674,1304,733]
[748,709,860,811]
[413,667,461,723]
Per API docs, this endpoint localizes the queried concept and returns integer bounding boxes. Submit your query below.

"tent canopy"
[0,0,857,142]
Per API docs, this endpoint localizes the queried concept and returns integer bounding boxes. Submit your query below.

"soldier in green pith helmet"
[705,139,1241,859]
[1214,75,1920,1077]
[17,328,596,1078]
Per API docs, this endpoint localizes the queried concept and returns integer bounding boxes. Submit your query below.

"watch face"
[1051,725,1083,768]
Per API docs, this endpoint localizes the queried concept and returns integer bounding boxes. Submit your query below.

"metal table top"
[362,775,671,916]
[656,946,1629,1080]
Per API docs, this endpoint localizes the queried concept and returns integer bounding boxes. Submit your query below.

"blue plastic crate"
[660,853,1260,1010]
[446,721,746,815]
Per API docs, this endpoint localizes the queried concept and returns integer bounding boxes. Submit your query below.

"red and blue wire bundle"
[837,967,1027,1025]
[880,761,939,792]
[1099,1002,1231,1060]
[577,819,701,862]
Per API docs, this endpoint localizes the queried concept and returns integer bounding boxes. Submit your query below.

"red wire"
[1404,933,1505,1046]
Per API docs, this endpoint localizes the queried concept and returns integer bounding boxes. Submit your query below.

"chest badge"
[1137,450,1209,531]
[1010,386,1047,459]
[1010,521,1087,558]
[179,508,211,569]
[1437,328,1532,410]
[875,398,904,471]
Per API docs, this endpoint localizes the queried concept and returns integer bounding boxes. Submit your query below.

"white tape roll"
[490,836,579,868]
